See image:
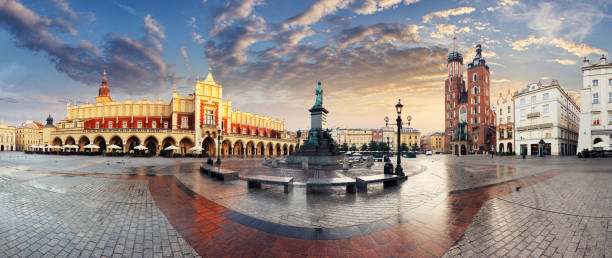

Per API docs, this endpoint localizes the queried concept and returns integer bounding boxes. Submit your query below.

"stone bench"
[356,174,400,192]
[247,175,294,193]
[199,164,239,181]
[306,178,356,194]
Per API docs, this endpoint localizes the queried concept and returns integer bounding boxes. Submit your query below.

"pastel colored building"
[578,55,612,151]
[44,70,298,156]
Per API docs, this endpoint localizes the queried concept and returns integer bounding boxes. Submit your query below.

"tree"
[340,143,349,152]
[379,142,390,152]
[349,144,358,152]
[368,141,378,151]
[360,144,368,151]
[411,143,419,152]
[400,143,409,152]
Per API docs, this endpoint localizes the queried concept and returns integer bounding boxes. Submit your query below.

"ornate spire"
[99,70,110,97]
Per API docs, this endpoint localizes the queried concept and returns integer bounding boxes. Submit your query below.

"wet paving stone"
[1,152,612,257]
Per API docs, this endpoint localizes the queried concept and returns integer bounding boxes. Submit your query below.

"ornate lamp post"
[383,99,412,177]
[216,127,222,165]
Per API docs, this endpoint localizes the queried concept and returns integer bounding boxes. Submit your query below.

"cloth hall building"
[42,71,298,157]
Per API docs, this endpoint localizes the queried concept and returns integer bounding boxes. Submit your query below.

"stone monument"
[287,81,343,166]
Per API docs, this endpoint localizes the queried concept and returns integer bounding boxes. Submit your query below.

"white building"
[0,120,16,151]
[514,80,580,156]
[495,90,515,153]
[578,55,612,151]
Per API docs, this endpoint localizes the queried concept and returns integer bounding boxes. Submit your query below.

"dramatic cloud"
[284,0,351,28]
[509,35,606,57]
[209,0,263,36]
[546,59,577,65]
[0,0,177,94]
[422,6,475,23]
[429,24,470,39]
[353,0,420,15]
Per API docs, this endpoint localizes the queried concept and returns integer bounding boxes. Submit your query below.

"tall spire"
[452,35,457,52]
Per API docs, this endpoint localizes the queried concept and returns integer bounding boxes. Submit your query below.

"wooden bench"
[356,174,400,192]
[199,164,239,181]
[306,178,356,194]
[247,175,294,193]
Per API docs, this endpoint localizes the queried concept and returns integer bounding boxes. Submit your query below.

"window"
[543,104,549,114]
[531,96,536,103]
[137,121,142,128]
[473,74,477,82]
[108,121,113,128]
[520,98,526,105]
[608,112,612,125]
[508,106,511,113]
[163,121,168,128]
[543,93,549,100]
[95,122,100,129]
[123,121,127,128]
[181,116,188,128]
[74,121,78,128]
[609,92,612,103]
[499,108,503,115]
[521,109,526,119]
[593,80,599,86]
[531,106,537,113]
[152,121,156,128]
[507,116,511,122]
[593,93,599,104]
[204,110,214,125]
[593,113,600,125]
[609,79,612,86]
[500,118,503,124]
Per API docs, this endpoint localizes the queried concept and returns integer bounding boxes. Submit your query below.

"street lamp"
[216,127,222,165]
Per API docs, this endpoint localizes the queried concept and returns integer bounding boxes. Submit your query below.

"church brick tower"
[444,40,496,155]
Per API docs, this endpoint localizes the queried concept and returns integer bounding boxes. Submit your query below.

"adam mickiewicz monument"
[287,81,343,166]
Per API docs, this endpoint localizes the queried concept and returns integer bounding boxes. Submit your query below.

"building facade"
[514,80,580,156]
[496,90,515,153]
[444,43,496,155]
[578,55,612,151]
[0,120,16,151]
[44,70,297,156]
[399,128,420,149]
[336,128,373,149]
[16,121,42,151]
[430,132,444,153]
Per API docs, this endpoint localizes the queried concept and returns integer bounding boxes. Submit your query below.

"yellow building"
[335,128,372,149]
[0,120,16,151]
[399,128,420,149]
[16,121,42,151]
[45,70,297,156]
[430,132,445,153]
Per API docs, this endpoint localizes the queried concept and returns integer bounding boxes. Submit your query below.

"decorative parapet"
[516,123,553,132]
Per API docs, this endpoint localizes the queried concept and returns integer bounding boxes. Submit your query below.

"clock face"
[459,106,467,123]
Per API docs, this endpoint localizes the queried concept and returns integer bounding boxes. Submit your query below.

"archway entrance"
[246,141,255,157]
[65,136,75,146]
[144,136,158,156]
[233,141,244,156]
[499,143,504,153]
[78,136,90,152]
[454,144,458,155]
[256,142,264,157]
[222,140,232,157]
[52,137,62,146]
[507,143,513,153]
[179,138,194,155]
[283,144,288,156]
[265,143,273,157]
[93,136,106,153]
[460,144,467,155]
[202,137,215,157]
[126,136,140,152]
[275,143,281,157]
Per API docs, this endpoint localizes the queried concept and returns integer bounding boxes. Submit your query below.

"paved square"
[1,152,611,257]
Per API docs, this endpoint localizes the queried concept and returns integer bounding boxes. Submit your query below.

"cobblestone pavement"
[0,174,199,257]
[444,171,612,258]
[2,152,612,257]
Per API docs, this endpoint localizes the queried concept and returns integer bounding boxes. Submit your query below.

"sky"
[0,0,611,133]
